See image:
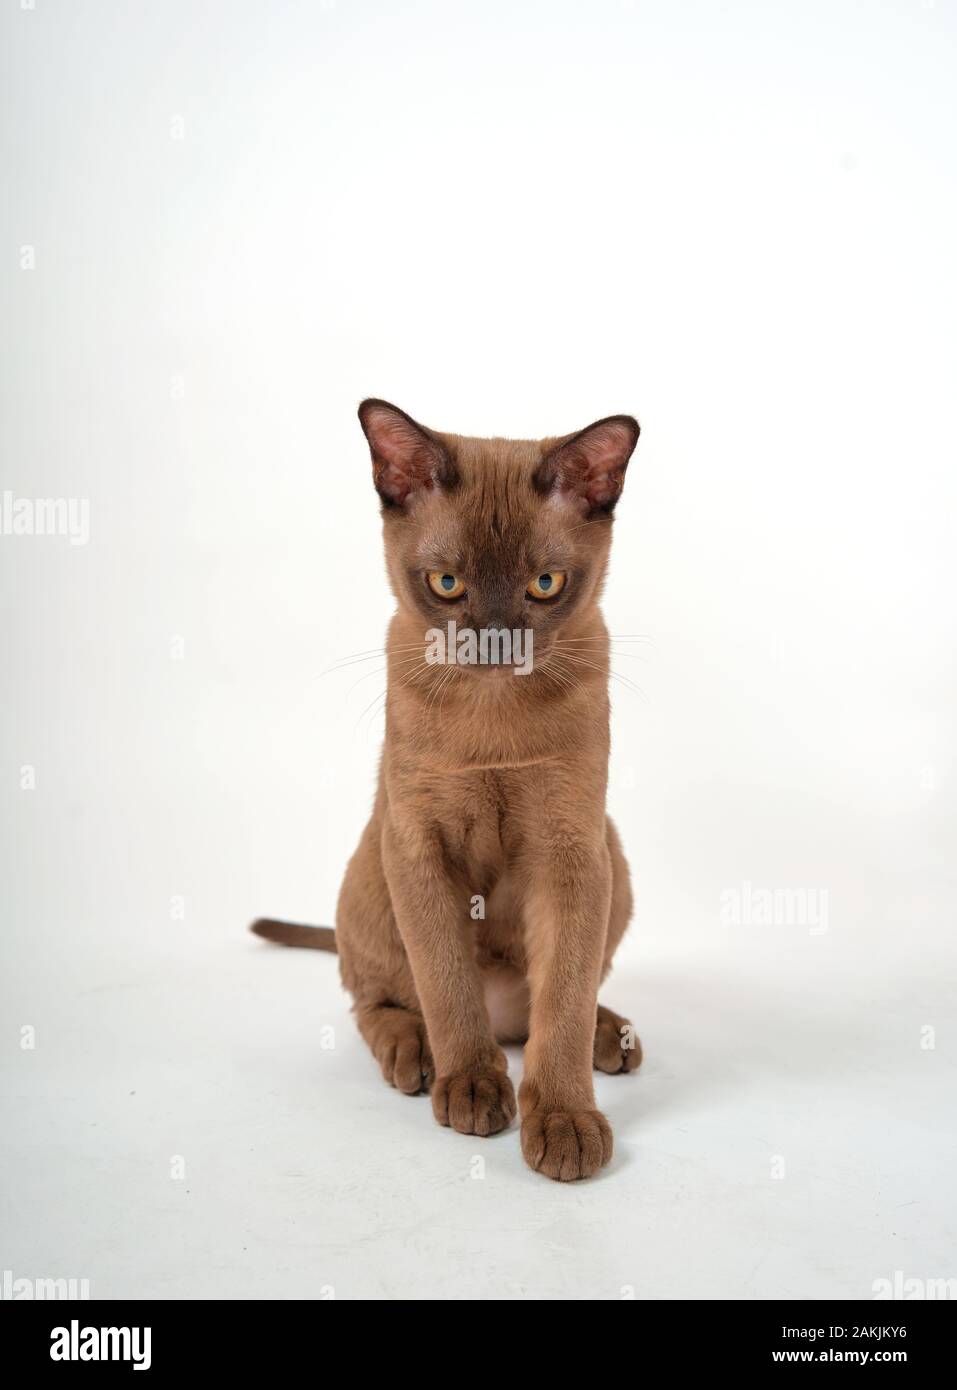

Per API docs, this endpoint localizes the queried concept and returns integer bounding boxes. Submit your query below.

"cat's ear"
[358,399,456,508]
[534,415,640,516]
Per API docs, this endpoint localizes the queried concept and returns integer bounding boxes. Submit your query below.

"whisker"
[355,686,388,733]
[345,664,386,695]
[435,663,459,715]
[538,656,583,699]
[556,651,646,699]
[345,651,427,696]
[425,662,458,717]
[554,636,652,646]
[319,642,427,678]
[392,662,432,696]
[554,641,648,664]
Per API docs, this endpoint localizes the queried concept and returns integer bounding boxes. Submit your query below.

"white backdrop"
[1,0,955,1301]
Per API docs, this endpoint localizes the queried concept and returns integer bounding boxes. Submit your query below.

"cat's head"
[357,399,639,671]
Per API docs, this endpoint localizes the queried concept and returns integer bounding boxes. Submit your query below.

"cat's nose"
[485,618,524,640]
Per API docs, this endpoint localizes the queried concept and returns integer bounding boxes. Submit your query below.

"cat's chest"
[437,771,514,880]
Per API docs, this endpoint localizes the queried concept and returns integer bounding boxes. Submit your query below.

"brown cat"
[253,399,642,1181]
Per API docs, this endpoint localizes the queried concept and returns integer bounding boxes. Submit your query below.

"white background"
[1,0,955,1300]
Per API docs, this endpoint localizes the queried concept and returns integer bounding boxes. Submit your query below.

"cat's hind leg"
[337,811,432,1095]
[594,817,642,1073]
[593,1003,642,1073]
[356,1002,434,1095]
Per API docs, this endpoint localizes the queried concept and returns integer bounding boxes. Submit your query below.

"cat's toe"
[521,1107,613,1181]
[391,1034,435,1094]
[432,1067,516,1136]
[371,1015,433,1094]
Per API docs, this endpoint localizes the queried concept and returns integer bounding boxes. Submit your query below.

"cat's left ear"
[534,415,640,516]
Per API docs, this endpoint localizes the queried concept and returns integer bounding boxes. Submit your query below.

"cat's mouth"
[464,660,530,678]
[431,655,536,681]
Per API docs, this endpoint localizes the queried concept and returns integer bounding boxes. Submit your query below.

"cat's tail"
[249,918,338,953]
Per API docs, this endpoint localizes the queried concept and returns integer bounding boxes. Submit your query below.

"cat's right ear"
[358,399,456,508]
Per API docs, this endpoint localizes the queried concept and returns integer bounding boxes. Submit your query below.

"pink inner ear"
[361,403,442,506]
[363,406,424,471]
[577,420,635,475]
[557,418,637,511]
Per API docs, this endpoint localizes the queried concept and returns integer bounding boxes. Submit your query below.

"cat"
[252,398,642,1181]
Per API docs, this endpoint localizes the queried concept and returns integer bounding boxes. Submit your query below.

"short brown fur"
[255,401,642,1180]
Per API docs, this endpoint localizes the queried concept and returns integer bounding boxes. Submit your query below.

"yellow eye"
[427,571,466,600]
[526,571,566,600]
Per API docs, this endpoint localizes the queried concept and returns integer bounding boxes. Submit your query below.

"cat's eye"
[526,571,566,601]
[427,571,466,600]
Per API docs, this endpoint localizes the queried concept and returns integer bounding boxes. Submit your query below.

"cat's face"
[358,400,639,672]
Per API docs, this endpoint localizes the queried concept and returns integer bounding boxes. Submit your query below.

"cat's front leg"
[520,837,614,1180]
[381,818,516,1136]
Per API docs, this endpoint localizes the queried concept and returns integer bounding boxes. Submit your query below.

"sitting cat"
[253,399,642,1181]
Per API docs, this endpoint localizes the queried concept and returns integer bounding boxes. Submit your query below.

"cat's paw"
[432,1068,516,1136]
[593,1004,642,1074]
[371,1013,434,1095]
[521,1107,613,1181]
